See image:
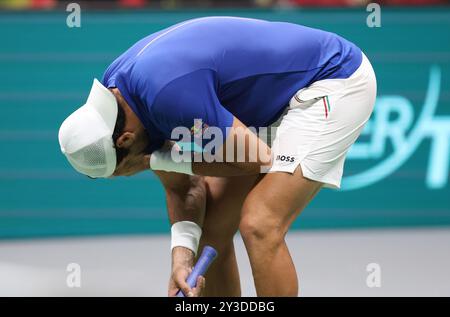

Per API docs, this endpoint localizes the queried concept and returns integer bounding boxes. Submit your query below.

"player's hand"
[168,246,206,297]
[169,266,206,297]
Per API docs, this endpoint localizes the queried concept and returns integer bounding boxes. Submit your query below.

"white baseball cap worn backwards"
[58,79,118,178]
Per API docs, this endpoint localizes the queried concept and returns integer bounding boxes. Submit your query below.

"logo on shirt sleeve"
[190,121,210,135]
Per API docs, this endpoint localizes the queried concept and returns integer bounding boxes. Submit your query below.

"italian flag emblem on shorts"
[323,96,331,118]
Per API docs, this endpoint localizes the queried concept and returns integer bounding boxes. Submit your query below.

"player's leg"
[199,175,259,296]
[240,53,377,296]
[240,167,322,296]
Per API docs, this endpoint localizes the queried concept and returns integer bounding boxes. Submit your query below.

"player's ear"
[115,132,136,149]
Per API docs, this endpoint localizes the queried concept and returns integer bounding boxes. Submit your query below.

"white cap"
[58,79,118,178]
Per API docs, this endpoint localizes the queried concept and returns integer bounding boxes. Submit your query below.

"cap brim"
[86,79,118,133]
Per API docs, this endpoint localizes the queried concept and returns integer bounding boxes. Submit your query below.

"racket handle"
[176,245,218,297]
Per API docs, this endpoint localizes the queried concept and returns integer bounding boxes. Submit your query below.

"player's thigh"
[201,175,259,245]
[241,167,322,237]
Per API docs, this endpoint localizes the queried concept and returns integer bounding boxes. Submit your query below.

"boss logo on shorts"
[275,155,296,163]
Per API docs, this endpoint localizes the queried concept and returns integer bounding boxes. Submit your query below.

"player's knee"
[240,201,286,248]
[212,242,235,263]
[200,240,235,267]
[200,226,235,254]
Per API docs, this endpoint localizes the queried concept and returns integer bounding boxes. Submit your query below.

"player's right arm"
[154,169,206,297]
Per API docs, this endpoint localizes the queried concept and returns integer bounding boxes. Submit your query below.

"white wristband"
[150,146,193,175]
[171,221,202,255]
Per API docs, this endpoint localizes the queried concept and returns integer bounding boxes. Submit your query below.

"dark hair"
[112,103,129,166]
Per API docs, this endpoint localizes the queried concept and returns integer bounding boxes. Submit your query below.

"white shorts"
[268,53,377,189]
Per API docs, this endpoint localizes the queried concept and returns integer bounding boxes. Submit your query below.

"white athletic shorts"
[268,53,377,189]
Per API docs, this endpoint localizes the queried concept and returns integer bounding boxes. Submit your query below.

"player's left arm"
[191,115,272,176]
[146,69,273,177]
[148,116,272,177]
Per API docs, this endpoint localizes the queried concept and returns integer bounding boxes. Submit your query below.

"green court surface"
[0,8,449,238]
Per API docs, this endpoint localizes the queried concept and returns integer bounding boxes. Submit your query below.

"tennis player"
[58,17,376,296]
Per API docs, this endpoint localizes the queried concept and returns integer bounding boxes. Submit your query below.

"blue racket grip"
[176,245,218,297]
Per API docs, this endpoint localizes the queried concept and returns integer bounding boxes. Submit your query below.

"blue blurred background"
[0,0,449,239]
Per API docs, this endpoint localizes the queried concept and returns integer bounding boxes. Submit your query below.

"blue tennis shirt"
[102,17,362,153]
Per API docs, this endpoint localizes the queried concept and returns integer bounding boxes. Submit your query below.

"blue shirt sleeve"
[150,69,234,151]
